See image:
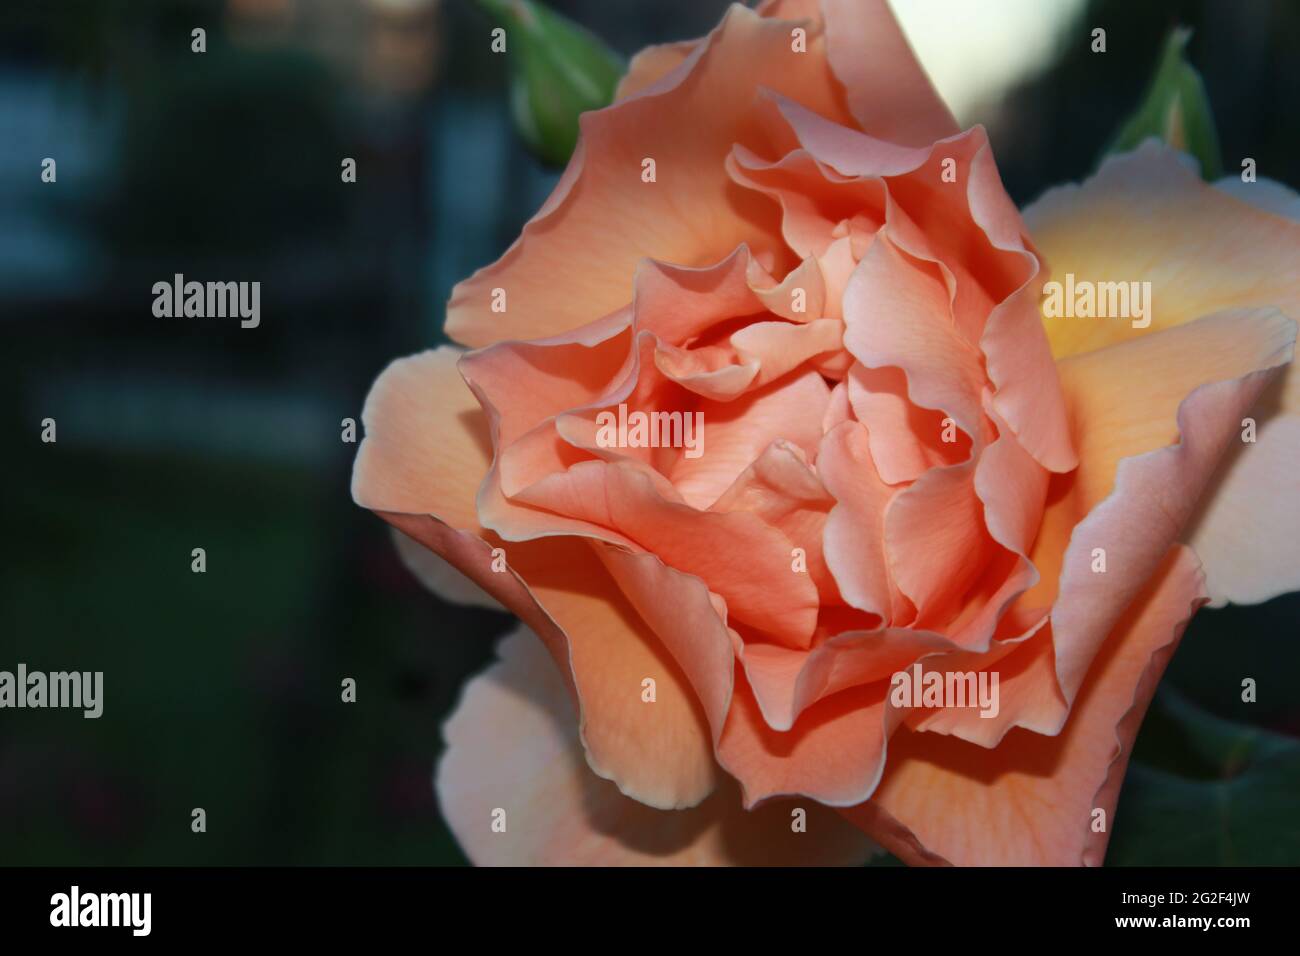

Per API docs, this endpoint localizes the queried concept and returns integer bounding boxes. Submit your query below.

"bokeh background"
[2,0,1297,866]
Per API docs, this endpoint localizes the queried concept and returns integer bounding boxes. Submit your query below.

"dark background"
[1,0,1297,866]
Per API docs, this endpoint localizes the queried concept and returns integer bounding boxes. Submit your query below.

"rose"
[352,0,1300,865]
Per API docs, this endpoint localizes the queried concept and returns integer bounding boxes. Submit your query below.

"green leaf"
[479,0,624,167]
[1107,687,1300,865]
[1104,27,1222,180]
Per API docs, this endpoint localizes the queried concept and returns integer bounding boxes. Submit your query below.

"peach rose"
[353,0,1300,865]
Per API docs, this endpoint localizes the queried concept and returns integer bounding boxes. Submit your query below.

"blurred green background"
[1,0,1297,866]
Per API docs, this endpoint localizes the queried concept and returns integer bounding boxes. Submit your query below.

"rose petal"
[846,365,968,484]
[884,458,993,629]
[818,0,959,146]
[1023,141,1300,361]
[843,545,1207,866]
[710,440,840,604]
[1186,407,1300,606]
[438,625,879,865]
[1186,176,1300,605]
[818,420,900,620]
[446,4,856,347]
[668,367,830,508]
[593,544,739,757]
[727,144,886,260]
[509,460,820,647]
[842,234,985,444]
[614,40,698,102]
[1029,308,1295,712]
[717,668,901,808]
[386,518,721,809]
[389,526,503,610]
[351,347,490,529]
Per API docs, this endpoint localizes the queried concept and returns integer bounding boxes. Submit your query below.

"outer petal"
[1185,382,1300,605]
[351,347,490,530]
[385,518,722,810]
[843,546,1207,866]
[1023,141,1300,361]
[353,350,736,810]
[438,626,879,866]
[1186,175,1300,604]
[1023,145,1300,518]
[1028,308,1295,711]
[911,308,1295,750]
[389,526,503,611]
[593,544,738,759]
[352,348,508,608]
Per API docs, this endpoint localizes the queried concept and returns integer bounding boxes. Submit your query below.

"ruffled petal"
[439,626,879,865]
[1023,141,1300,360]
[843,546,1206,866]
[446,4,856,347]
[351,347,490,529]
[1029,308,1295,711]
[717,669,900,808]
[385,520,721,809]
